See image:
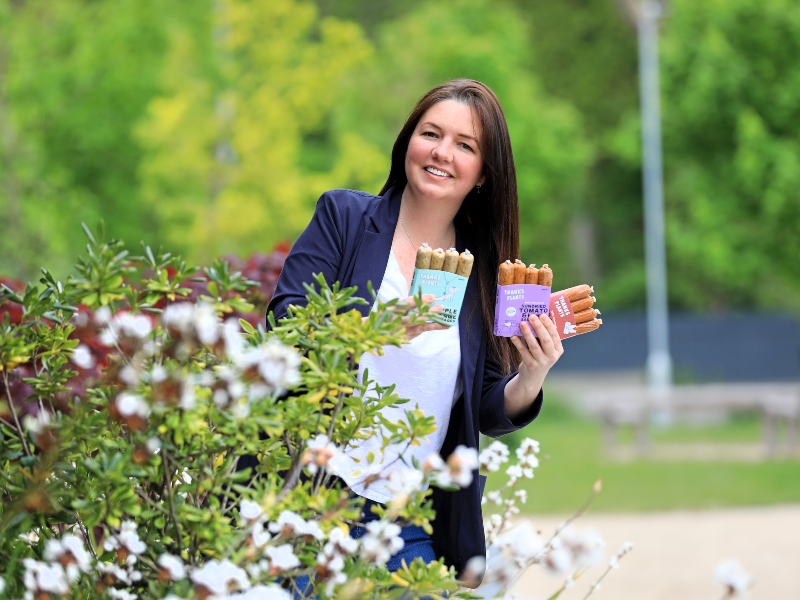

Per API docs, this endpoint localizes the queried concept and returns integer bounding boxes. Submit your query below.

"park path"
[503,504,800,600]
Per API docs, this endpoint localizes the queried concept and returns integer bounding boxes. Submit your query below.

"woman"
[267,79,564,578]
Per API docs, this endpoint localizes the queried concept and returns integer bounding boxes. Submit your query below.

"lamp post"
[637,0,672,401]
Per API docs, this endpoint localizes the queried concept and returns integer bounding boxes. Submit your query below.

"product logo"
[506,307,517,317]
[563,322,577,335]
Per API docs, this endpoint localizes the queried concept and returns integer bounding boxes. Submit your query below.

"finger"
[414,294,436,307]
[510,335,530,359]
[527,315,555,356]
[519,321,545,361]
[539,313,564,354]
[406,322,447,340]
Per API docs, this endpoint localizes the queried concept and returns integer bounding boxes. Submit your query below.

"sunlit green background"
[2,0,799,512]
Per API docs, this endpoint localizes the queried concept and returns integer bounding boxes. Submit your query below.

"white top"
[335,249,463,503]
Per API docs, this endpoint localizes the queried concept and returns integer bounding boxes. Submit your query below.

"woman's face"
[404,99,485,206]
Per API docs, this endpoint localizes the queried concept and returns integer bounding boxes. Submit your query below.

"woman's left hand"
[510,312,564,396]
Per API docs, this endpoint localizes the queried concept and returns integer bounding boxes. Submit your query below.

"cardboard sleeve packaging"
[409,268,469,327]
[493,284,581,339]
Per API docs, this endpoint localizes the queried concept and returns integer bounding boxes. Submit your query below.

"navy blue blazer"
[267,185,543,576]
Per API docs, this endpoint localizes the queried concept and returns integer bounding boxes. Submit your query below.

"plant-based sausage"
[498,260,514,285]
[513,259,527,284]
[443,248,460,273]
[430,247,446,270]
[539,264,553,287]
[415,243,432,269]
[456,250,474,277]
[525,264,539,285]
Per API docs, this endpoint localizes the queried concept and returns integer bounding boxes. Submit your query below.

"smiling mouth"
[425,166,453,178]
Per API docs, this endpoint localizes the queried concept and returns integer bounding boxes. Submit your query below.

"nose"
[431,137,453,163]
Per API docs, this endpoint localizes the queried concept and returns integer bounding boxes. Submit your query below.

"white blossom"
[486,490,503,505]
[316,526,358,593]
[480,522,546,595]
[324,527,358,556]
[519,438,540,454]
[193,303,221,345]
[96,561,136,585]
[240,499,263,523]
[608,555,620,569]
[360,520,404,566]
[19,530,40,543]
[115,393,150,419]
[714,559,753,596]
[436,445,478,488]
[223,319,246,362]
[22,559,70,598]
[514,489,528,504]
[515,448,539,470]
[71,344,95,369]
[103,521,146,563]
[229,340,300,396]
[421,452,445,473]
[256,341,301,393]
[100,312,153,346]
[316,551,348,594]
[108,589,138,600]
[149,365,168,383]
[542,546,573,575]
[505,464,523,485]
[22,410,51,435]
[302,434,344,476]
[177,468,193,486]
[190,559,251,596]
[386,468,424,505]
[158,553,186,580]
[120,364,142,386]
[265,544,300,573]
[250,522,272,549]
[268,511,323,540]
[619,541,634,555]
[146,437,161,454]
[43,534,92,580]
[546,526,605,573]
[238,585,292,600]
[479,440,510,472]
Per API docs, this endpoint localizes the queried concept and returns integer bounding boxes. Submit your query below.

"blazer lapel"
[346,186,402,317]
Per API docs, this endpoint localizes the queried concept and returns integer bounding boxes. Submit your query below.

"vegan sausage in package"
[493,260,601,339]
[409,245,473,327]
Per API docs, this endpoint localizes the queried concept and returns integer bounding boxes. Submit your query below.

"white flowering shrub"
[0,224,640,600]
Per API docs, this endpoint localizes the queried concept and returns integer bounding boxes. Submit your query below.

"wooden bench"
[579,383,800,456]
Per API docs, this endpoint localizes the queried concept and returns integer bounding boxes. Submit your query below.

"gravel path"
[504,505,800,600]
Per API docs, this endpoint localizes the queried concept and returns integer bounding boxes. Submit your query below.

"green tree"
[611,0,800,311]
[0,0,196,280]
[136,0,375,264]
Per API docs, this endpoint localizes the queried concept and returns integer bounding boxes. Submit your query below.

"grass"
[486,390,800,514]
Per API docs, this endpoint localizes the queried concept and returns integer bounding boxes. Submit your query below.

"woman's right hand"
[364,294,448,341]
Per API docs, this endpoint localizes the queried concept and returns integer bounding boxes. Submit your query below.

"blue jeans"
[293,499,437,598]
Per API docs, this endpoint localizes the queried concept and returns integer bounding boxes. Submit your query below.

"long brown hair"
[380,79,521,374]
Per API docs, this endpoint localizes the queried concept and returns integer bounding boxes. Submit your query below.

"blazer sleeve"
[267,192,345,323]
[478,348,543,438]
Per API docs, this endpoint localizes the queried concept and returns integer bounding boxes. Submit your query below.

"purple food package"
[493,284,551,337]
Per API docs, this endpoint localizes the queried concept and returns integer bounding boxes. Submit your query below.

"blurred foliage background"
[2,0,800,314]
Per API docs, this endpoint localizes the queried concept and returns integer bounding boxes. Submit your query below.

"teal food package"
[409,268,468,327]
